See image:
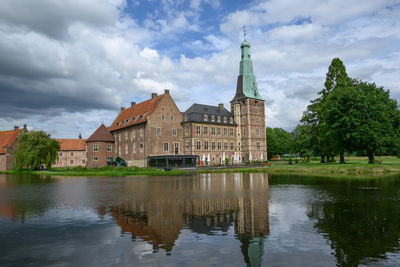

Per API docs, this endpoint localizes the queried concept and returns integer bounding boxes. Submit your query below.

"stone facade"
[56,139,87,167]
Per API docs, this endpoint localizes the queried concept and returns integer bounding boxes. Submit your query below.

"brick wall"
[86,142,114,168]
[56,150,87,167]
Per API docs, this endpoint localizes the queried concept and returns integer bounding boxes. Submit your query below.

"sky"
[0,0,399,138]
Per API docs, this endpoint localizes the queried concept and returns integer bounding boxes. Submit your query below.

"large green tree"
[13,131,60,171]
[266,127,292,159]
[351,81,400,163]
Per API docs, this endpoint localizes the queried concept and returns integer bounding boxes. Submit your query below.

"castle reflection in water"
[102,173,269,265]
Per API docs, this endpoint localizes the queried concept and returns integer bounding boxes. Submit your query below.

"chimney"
[131,102,136,107]
[151,93,157,99]
[14,126,19,131]
[164,89,170,95]
[23,124,27,132]
[121,107,125,112]
[218,103,224,109]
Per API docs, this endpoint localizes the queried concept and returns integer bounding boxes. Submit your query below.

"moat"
[1,173,400,266]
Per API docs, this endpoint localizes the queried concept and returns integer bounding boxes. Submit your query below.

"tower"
[230,38,267,162]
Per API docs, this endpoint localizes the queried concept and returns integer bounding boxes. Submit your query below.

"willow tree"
[13,131,60,171]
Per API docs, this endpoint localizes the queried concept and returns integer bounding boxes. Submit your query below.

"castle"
[86,39,267,168]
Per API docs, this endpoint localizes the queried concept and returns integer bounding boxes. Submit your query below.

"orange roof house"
[57,139,86,151]
[109,93,162,132]
[56,139,87,168]
[0,125,27,171]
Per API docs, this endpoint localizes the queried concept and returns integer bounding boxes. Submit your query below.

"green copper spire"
[232,38,264,101]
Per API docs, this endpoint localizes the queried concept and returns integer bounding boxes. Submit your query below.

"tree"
[13,131,60,171]
[351,81,400,163]
[266,127,292,159]
[291,124,316,159]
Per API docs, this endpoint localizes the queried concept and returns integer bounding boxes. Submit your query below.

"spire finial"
[243,25,247,40]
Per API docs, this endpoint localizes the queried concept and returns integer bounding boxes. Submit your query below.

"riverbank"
[1,157,399,177]
[0,166,188,176]
[197,156,400,177]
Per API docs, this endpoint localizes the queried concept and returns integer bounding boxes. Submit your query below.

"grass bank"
[0,166,188,176]
[197,156,400,177]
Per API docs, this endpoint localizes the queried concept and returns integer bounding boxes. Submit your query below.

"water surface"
[1,173,400,266]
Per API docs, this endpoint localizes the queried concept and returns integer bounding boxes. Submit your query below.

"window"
[185,141,190,151]
[93,157,98,161]
[204,141,209,150]
[164,142,169,152]
[204,114,208,121]
[125,132,128,140]
[82,152,85,156]
[223,128,227,136]
[140,129,144,137]
[174,142,179,154]
[217,116,221,122]
[125,144,128,154]
[242,107,246,113]
[230,118,233,124]
[140,115,143,120]
[70,152,74,156]
[217,142,222,150]
[230,142,234,150]
[107,144,112,152]
[230,128,234,136]
[70,160,74,164]
[185,126,190,135]
[211,142,216,150]
[243,128,246,136]
[224,142,228,150]
[107,156,111,162]
[172,128,177,136]
[211,115,215,122]
[196,125,201,135]
[82,159,86,164]
[161,114,165,120]
[256,128,260,136]
[217,128,221,135]
[122,121,125,126]
[223,117,227,123]
[211,127,215,135]
[133,143,136,153]
[162,107,165,111]
[255,107,259,114]
[242,117,246,123]
[256,118,259,124]
[156,127,161,135]
[93,144,98,152]
[117,122,119,127]
[184,115,187,121]
[59,152,63,156]
[257,141,260,150]
[171,115,174,121]
[203,126,208,135]
[196,141,201,150]
[132,130,136,138]
[132,117,135,123]
[140,143,143,152]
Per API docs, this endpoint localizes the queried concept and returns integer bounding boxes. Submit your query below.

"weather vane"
[243,25,247,40]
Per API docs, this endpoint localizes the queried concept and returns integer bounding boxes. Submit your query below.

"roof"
[182,104,236,126]
[57,139,86,151]
[87,124,114,142]
[109,94,163,132]
[0,129,23,154]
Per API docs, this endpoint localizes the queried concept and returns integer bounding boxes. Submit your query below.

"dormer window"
[217,116,221,122]
[140,115,143,120]
[117,122,119,127]
[126,119,129,125]
[204,114,208,121]
[211,115,215,122]
[122,121,125,126]
[230,118,233,123]
[184,115,187,121]
[223,117,227,123]
[132,117,135,123]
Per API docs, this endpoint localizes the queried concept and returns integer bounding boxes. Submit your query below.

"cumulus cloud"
[0,0,399,136]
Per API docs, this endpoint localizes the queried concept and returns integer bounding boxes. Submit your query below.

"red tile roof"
[0,129,23,154]
[57,139,87,151]
[87,124,114,142]
[109,94,163,131]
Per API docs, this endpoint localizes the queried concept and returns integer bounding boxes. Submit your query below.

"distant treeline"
[267,58,400,164]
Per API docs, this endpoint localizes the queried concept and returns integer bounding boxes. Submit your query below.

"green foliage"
[13,131,60,171]
[266,127,292,159]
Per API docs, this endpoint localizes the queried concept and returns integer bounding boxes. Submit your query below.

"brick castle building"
[56,139,87,167]
[0,125,28,171]
[86,39,267,167]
